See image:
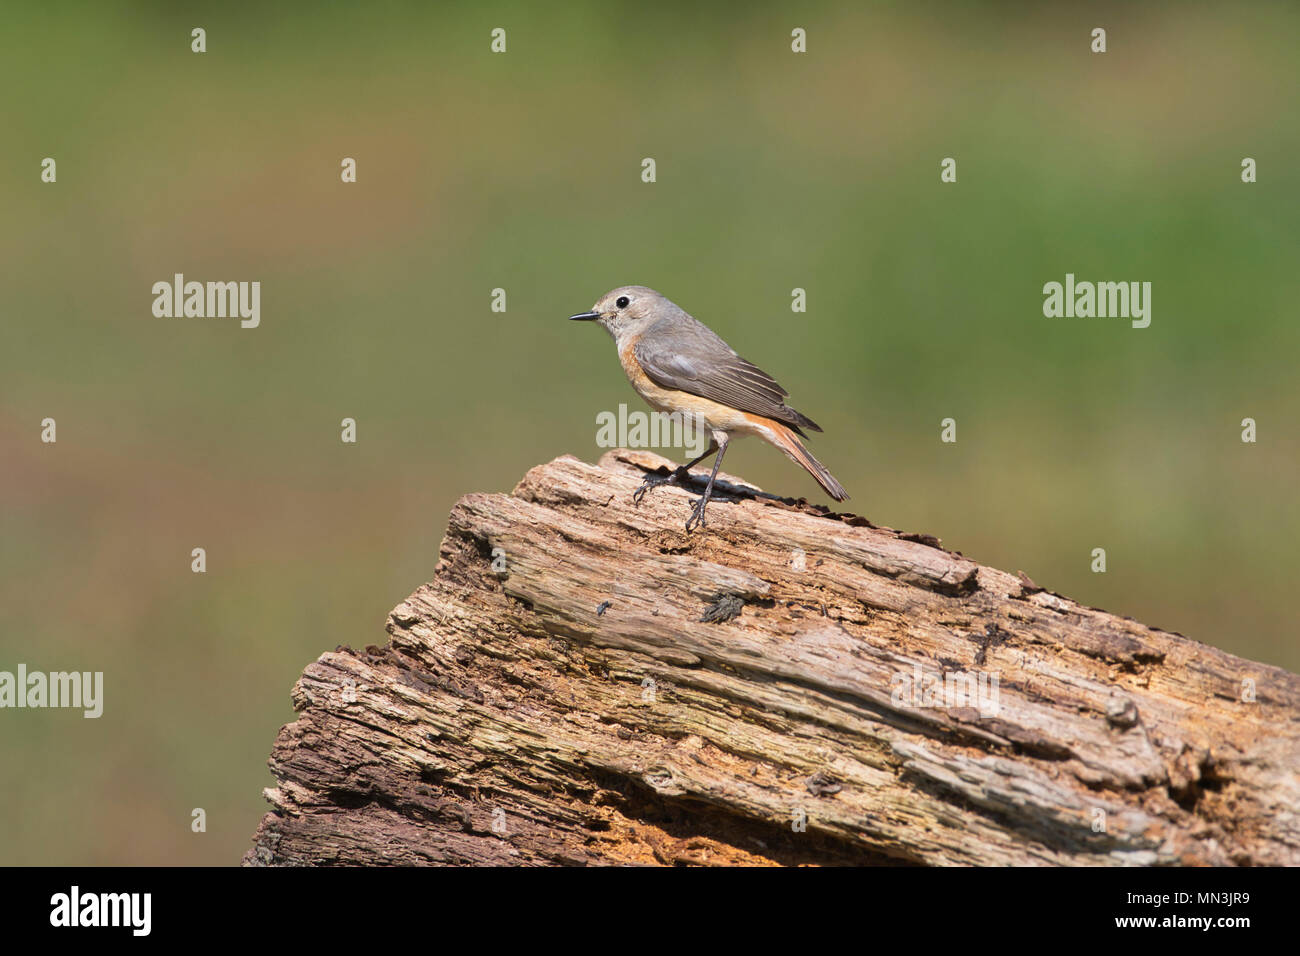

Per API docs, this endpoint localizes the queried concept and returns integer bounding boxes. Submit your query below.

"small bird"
[570,285,848,531]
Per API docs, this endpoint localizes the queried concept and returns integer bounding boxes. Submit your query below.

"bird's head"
[569,285,674,343]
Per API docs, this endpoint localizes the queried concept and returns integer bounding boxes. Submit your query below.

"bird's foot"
[684,495,711,532]
[632,466,690,505]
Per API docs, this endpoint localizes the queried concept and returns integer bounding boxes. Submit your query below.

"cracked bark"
[243,449,1300,866]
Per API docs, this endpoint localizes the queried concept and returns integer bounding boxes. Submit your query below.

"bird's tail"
[762,419,849,502]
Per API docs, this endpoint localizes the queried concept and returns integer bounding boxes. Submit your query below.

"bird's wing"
[633,317,821,432]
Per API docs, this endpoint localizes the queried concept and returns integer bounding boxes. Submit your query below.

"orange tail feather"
[762,420,849,502]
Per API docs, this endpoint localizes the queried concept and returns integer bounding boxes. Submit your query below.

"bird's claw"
[684,496,709,532]
[632,467,688,506]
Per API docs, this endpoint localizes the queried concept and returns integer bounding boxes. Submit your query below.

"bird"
[570,285,848,531]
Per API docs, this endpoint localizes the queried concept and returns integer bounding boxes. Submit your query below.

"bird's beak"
[569,310,601,321]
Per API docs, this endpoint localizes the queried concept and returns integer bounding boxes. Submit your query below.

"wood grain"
[243,450,1300,866]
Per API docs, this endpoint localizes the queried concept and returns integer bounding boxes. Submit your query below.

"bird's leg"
[685,439,728,532]
[632,442,718,505]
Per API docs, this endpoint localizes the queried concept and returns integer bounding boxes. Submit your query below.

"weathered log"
[243,450,1300,866]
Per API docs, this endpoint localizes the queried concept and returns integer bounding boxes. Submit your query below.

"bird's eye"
[616,296,630,309]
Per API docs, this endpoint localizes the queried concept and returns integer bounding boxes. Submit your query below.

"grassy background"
[1,1,1297,864]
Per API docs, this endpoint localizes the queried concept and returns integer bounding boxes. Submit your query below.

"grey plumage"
[633,314,822,437]
[571,283,849,518]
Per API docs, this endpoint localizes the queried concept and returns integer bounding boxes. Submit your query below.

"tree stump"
[243,450,1300,866]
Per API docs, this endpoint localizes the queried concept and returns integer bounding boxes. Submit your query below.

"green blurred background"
[1,1,1296,864]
